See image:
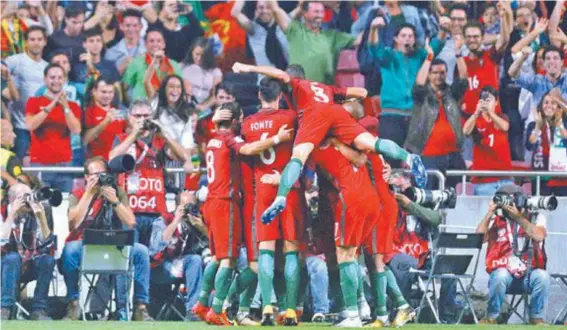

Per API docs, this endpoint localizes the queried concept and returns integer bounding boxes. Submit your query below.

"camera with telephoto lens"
[98,173,116,186]
[97,155,136,189]
[25,187,63,207]
[493,194,515,208]
[493,194,558,211]
[403,187,457,209]
[142,120,160,132]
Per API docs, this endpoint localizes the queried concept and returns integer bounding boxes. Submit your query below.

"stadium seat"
[335,49,365,88]
[456,182,474,196]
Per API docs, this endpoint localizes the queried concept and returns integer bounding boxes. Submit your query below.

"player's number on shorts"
[310,82,330,103]
[206,150,215,183]
[260,132,276,165]
[488,133,494,147]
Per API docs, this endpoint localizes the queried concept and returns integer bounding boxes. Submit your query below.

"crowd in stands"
[0,0,565,325]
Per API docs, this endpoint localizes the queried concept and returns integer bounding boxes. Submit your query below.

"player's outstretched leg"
[192,258,219,320]
[206,259,236,326]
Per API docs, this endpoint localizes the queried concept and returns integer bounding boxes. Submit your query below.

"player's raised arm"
[233,62,291,83]
[345,87,368,99]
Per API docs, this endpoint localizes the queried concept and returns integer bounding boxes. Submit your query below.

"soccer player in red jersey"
[463,86,513,195]
[240,77,305,325]
[461,6,512,116]
[231,62,428,225]
[198,102,293,325]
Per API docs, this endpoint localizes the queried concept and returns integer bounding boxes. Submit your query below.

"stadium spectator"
[437,3,468,85]
[405,50,468,189]
[1,61,19,121]
[476,184,549,325]
[480,3,500,48]
[71,27,121,89]
[44,4,85,64]
[268,0,361,85]
[386,171,458,323]
[62,156,152,321]
[374,0,426,48]
[363,17,449,151]
[153,75,196,191]
[83,76,127,160]
[195,82,236,151]
[1,183,56,321]
[526,91,567,196]
[231,0,289,71]
[509,46,567,108]
[109,100,187,246]
[144,0,204,63]
[122,28,183,102]
[104,9,146,76]
[0,119,20,194]
[0,1,53,58]
[83,1,123,48]
[463,86,513,196]
[182,37,222,110]
[5,25,48,159]
[25,64,81,192]
[149,190,207,321]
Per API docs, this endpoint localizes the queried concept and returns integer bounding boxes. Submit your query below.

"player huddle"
[192,62,428,327]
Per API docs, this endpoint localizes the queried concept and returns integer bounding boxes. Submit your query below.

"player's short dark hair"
[449,3,468,16]
[301,1,324,12]
[217,101,242,129]
[82,26,103,41]
[49,49,70,62]
[259,77,282,103]
[25,25,47,40]
[430,58,447,71]
[84,156,108,175]
[43,64,64,77]
[286,64,305,79]
[463,22,484,36]
[395,23,416,37]
[480,86,499,100]
[122,9,142,21]
[543,45,565,60]
[144,27,164,41]
[215,81,234,97]
[65,4,86,19]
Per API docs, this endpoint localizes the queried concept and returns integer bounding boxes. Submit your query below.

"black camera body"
[98,173,116,187]
[142,120,160,132]
[25,187,62,207]
[183,202,200,217]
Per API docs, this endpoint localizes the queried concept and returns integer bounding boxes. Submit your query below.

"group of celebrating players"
[191,61,428,328]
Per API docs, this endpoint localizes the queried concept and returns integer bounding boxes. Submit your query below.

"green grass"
[0,322,555,330]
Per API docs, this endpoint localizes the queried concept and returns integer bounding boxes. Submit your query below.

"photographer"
[149,190,207,321]
[62,156,152,321]
[476,185,550,325]
[1,183,55,321]
[109,100,187,247]
[385,171,458,323]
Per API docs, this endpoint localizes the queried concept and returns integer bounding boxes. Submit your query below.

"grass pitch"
[0,321,555,330]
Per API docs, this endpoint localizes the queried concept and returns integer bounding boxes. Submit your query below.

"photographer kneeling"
[476,185,550,325]
[385,171,459,323]
[149,190,208,321]
[0,183,56,320]
[62,157,152,321]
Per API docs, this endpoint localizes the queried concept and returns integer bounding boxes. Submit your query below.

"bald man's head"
[341,101,365,120]
[1,119,16,148]
[8,183,31,202]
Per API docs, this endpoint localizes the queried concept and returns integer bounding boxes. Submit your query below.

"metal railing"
[446,170,567,196]
[22,166,207,174]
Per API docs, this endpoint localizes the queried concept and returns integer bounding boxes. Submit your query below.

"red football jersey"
[311,143,376,203]
[85,105,127,160]
[289,77,347,111]
[240,156,255,201]
[471,114,512,183]
[462,48,501,116]
[241,108,297,188]
[205,131,245,200]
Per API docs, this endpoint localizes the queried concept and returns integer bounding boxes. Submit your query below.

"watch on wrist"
[41,106,50,114]
[111,200,121,208]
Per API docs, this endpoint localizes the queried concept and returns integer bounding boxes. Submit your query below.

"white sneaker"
[358,300,372,321]
[236,312,260,326]
[312,312,326,323]
[335,316,363,328]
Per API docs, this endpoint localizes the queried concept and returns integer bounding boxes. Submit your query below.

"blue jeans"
[135,214,159,247]
[473,179,515,196]
[13,128,30,160]
[31,162,74,192]
[487,268,550,320]
[1,252,55,311]
[151,255,203,311]
[306,255,330,314]
[61,240,150,309]
[388,253,458,322]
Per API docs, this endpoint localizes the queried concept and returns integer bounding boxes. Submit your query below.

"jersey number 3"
[310,82,330,103]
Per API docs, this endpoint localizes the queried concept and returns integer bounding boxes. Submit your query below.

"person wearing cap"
[476,184,549,325]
